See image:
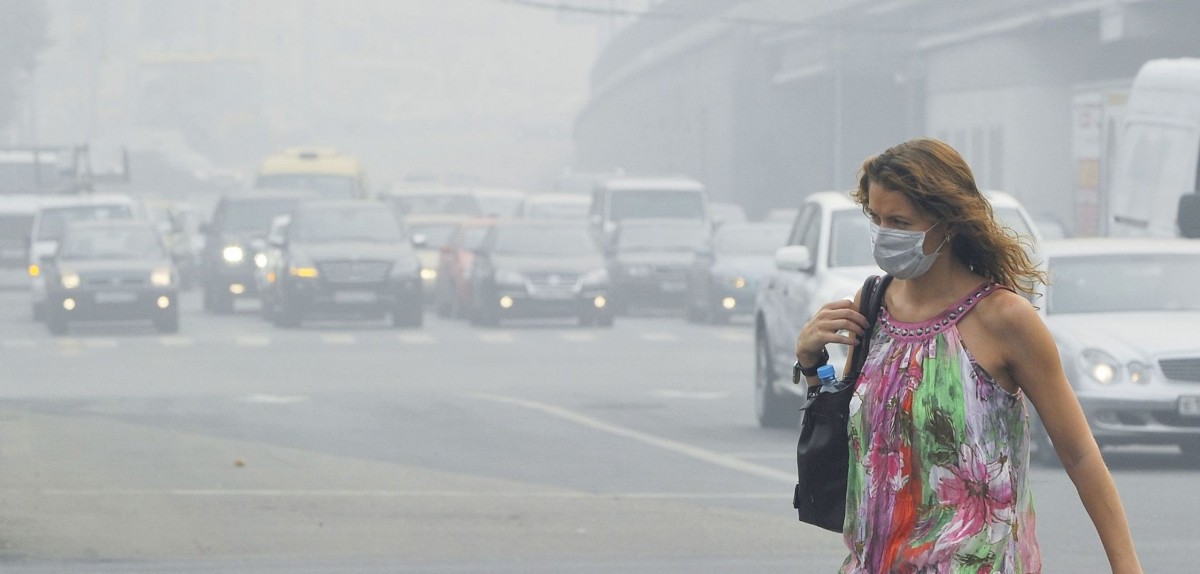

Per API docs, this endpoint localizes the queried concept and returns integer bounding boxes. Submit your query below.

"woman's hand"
[795,297,870,366]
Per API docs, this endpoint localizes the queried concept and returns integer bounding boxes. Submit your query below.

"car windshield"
[491,225,598,256]
[220,199,299,234]
[59,226,165,260]
[1047,253,1200,314]
[256,174,357,199]
[617,224,707,252]
[292,207,405,243]
[526,199,589,220]
[390,194,482,217]
[408,222,458,248]
[37,204,134,241]
[609,190,706,221]
[829,211,875,267]
[713,225,788,255]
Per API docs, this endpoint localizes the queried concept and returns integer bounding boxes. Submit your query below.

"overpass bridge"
[574,0,1200,233]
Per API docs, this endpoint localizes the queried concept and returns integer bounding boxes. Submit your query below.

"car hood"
[711,255,774,277]
[615,251,696,267]
[60,259,170,274]
[298,241,414,262]
[1047,312,1200,358]
[491,254,606,274]
[815,265,885,302]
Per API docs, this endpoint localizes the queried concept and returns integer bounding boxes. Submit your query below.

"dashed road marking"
[83,338,118,349]
[321,333,357,345]
[160,336,195,347]
[238,394,310,405]
[478,332,515,344]
[559,332,597,343]
[640,332,679,343]
[397,333,436,345]
[714,330,752,343]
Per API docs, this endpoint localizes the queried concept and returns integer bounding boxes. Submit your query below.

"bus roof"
[258,148,362,177]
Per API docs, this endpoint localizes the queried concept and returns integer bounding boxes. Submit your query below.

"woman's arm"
[795,287,868,387]
[994,293,1143,574]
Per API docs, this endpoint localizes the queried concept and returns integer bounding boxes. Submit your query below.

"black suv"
[200,191,309,313]
[259,200,423,328]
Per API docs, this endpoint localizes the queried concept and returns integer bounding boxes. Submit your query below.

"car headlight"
[1128,361,1153,385]
[1079,348,1121,385]
[581,268,608,285]
[420,268,437,281]
[151,267,173,287]
[61,271,81,289]
[289,265,319,278]
[495,268,525,286]
[222,245,245,264]
[731,276,748,289]
[253,252,268,269]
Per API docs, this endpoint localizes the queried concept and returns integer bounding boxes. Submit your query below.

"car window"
[608,190,706,221]
[829,211,874,267]
[616,225,708,251]
[712,225,788,255]
[390,194,482,217]
[218,199,299,234]
[490,225,598,256]
[1047,253,1200,314]
[291,207,405,243]
[788,204,816,246]
[59,226,165,260]
[799,207,821,259]
[37,205,134,241]
[408,223,458,248]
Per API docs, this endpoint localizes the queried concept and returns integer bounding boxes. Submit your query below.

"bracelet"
[792,347,829,384]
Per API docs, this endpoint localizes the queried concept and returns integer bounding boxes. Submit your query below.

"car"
[383,186,483,219]
[471,187,527,219]
[464,220,612,327]
[753,190,1041,427]
[605,218,712,314]
[686,221,789,323]
[142,197,205,289]
[199,190,310,313]
[403,214,471,304]
[42,220,180,335]
[0,194,39,290]
[1030,238,1200,463]
[258,199,423,328]
[519,193,590,220]
[588,175,710,242]
[433,218,496,318]
[28,193,144,320]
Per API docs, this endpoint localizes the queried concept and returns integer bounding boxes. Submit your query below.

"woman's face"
[865,182,951,255]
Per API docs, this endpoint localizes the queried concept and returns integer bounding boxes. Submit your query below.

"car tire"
[46,311,68,336]
[755,328,802,428]
[392,303,423,328]
[154,309,180,334]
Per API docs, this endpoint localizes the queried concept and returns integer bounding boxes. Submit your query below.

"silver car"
[1034,238,1200,462]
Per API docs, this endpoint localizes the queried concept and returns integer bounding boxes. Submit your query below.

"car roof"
[38,193,138,209]
[295,199,384,210]
[615,217,710,228]
[524,193,589,204]
[803,191,859,210]
[63,219,155,233]
[1041,237,1200,258]
[598,176,705,192]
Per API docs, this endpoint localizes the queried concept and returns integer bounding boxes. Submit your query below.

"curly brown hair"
[850,138,1046,295]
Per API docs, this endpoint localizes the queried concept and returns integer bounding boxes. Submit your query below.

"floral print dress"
[841,283,1041,573]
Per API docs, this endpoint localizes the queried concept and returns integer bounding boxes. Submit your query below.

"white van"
[28,194,144,319]
[1108,58,1200,237]
[588,176,709,240]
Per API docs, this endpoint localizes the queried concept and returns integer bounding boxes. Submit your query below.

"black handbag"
[792,274,892,532]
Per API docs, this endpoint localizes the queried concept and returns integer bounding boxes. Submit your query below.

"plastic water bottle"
[817,364,847,393]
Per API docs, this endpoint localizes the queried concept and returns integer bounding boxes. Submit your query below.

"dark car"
[466,220,612,326]
[259,200,423,328]
[200,190,310,313]
[686,222,789,323]
[606,219,711,314]
[43,220,180,335]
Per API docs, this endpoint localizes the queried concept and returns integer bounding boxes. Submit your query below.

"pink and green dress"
[841,283,1042,573]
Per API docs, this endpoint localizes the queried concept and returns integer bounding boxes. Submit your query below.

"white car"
[753,190,1041,427]
[1032,238,1200,463]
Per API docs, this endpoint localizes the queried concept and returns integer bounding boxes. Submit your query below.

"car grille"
[526,272,580,288]
[85,275,146,287]
[318,260,392,284]
[1160,357,1200,383]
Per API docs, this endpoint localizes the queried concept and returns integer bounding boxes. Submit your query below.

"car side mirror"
[411,233,428,248]
[774,245,813,272]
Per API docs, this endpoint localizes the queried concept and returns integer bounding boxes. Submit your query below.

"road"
[0,288,1194,573]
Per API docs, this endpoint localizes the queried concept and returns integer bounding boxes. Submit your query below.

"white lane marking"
[83,338,118,349]
[727,452,796,460]
[397,333,436,345]
[479,332,515,344]
[321,333,357,346]
[714,330,752,343]
[653,390,729,400]
[160,336,195,347]
[466,393,794,484]
[236,335,271,347]
[57,338,83,348]
[640,333,679,343]
[238,394,310,405]
[23,489,778,500]
[1,339,37,349]
[559,332,597,343]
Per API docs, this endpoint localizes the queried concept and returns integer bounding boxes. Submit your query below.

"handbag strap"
[845,274,892,389]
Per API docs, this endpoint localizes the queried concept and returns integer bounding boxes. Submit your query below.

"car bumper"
[203,264,260,297]
[612,278,688,308]
[708,287,756,315]
[489,286,611,319]
[1079,392,1200,446]
[49,289,179,321]
[283,277,422,314]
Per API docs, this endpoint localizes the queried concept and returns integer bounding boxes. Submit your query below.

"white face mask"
[869,222,948,280]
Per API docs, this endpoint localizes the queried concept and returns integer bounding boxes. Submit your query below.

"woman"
[793,139,1142,573]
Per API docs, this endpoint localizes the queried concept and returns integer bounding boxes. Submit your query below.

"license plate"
[1179,396,1200,417]
[661,281,687,292]
[94,291,137,304]
[334,291,377,304]
[531,288,573,300]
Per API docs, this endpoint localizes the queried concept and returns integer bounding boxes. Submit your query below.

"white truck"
[1105,58,1200,238]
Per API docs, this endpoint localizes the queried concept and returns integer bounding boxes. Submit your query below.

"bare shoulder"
[972,288,1041,332]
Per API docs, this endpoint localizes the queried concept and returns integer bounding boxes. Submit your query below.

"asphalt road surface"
[0,289,1194,573]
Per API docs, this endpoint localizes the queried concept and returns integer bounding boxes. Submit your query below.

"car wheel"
[392,303,423,328]
[154,309,180,334]
[46,311,68,336]
[755,328,801,428]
